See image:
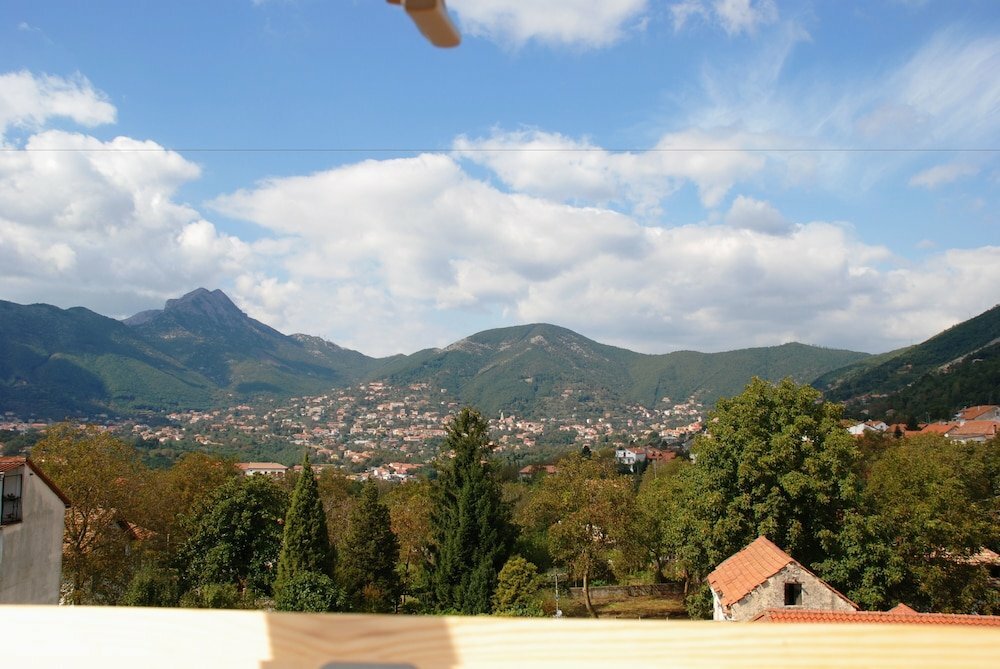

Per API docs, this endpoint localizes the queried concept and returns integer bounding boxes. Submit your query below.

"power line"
[1,147,998,154]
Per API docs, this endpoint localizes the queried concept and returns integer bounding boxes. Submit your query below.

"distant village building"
[707,536,858,622]
[956,405,1000,423]
[0,457,71,604]
[517,464,558,482]
[235,462,288,477]
[614,447,647,473]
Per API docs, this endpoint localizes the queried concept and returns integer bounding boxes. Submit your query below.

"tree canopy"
[680,377,860,578]
[427,407,515,614]
[177,473,288,597]
[519,453,633,617]
[275,456,334,590]
[31,425,150,604]
[339,481,400,612]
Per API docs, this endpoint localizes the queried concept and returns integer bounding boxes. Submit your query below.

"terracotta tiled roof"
[0,456,25,474]
[948,421,999,438]
[920,422,959,434]
[754,608,1000,626]
[0,456,71,507]
[889,603,918,614]
[959,405,998,421]
[707,536,794,608]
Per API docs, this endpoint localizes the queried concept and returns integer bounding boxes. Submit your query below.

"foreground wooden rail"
[2,606,998,668]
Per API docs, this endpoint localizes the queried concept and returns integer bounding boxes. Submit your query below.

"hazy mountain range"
[1,288,995,421]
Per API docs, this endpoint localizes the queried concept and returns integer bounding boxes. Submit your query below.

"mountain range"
[1,288,995,421]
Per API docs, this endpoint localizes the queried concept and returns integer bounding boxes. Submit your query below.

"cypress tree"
[339,481,401,612]
[275,456,334,589]
[428,407,515,614]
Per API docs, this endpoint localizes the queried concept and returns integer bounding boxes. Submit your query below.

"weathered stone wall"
[569,583,685,602]
[728,563,855,622]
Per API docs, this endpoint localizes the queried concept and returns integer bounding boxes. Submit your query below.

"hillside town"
[1,381,706,482]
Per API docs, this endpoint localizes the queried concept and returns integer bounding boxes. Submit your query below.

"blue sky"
[1,1,998,356]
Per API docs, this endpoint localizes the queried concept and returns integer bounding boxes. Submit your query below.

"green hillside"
[818,304,1000,403]
[128,288,382,397]
[0,300,215,417]
[375,324,870,416]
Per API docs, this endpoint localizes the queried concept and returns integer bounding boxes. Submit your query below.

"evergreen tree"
[427,408,515,614]
[339,481,401,612]
[275,456,334,589]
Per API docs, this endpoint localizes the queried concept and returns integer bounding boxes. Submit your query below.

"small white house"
[614,447,647,473]
[235,462,288,477]
[0,457,71,604]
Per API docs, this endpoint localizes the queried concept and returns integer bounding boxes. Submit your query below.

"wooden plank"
[2,606,998,669]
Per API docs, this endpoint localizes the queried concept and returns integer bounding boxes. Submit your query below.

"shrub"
[274,571,343,612]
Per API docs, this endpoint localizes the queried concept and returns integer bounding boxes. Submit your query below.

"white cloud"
[209,151,998,357]
[669,0,777,36]
[909,162,980,189]
[713,0,777,36]
[0,71,116,139]
[449,0,649,48]
[0,127,248,316]
[670,1,709,32]
[454,128,766,213]
[725,195,792,235]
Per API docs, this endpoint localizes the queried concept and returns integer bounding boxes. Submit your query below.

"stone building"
[707,535,858,622]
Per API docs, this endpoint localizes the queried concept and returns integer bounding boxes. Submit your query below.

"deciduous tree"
[519,454,633,617]
[177,474,288,599]
[680,378,860,578]
[31,425,149,604]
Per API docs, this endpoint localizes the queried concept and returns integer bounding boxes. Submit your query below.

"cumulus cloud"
[208,151,999,357]
[909,162,980,189]
[0,127,248,316]
[0,71,116,140]
[724,195,792,235]
[449,0,649,48]
[453,128,766,213]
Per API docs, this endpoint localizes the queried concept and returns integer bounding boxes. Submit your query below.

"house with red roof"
[946,420,1000,443]
[706,536,858,622]
[956,405,1000,423]
[0,457,71,604]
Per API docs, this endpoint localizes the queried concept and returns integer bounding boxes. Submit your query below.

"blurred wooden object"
[387,0,461,48]
[2,606,998,668]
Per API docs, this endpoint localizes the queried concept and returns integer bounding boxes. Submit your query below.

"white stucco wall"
[0,465,66,604]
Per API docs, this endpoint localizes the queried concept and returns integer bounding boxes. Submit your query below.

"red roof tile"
[754,608,1000,626]
[0,457,25,474]
[0,456,71,507]
[707,536,794,608]
[948,421,999,438]
[920,422,959,434]
[959,405,998,421]
[889,603,918,614]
